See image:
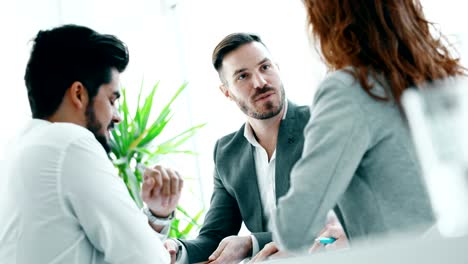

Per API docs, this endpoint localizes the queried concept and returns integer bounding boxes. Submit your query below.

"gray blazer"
[274,69,435,251]
[180,101,310,263]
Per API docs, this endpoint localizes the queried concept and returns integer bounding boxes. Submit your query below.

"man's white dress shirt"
[0,119,170,264]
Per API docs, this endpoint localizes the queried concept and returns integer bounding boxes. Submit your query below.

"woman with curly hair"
[273,0,465,252]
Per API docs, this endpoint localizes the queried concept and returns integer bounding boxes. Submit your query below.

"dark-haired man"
[0,24,181,264]
[164,33,346,264]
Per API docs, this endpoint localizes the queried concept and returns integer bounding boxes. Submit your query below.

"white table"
[263,235,468,264]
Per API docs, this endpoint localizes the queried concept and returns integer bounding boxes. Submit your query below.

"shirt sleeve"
[176,242,189,264]
[59,136,170,264]
[273,77,371,252]
[155,223,171,241]
[250,234,260,256]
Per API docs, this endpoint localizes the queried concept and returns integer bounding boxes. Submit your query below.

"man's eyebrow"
[257,58,270,66]
[233,68,247,78]
[232,58,270,78]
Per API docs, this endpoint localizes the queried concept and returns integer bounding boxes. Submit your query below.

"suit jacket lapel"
[275,102,304,202]
[233,127,265,231]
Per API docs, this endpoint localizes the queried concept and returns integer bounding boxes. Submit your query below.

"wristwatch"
[142,207,175,226]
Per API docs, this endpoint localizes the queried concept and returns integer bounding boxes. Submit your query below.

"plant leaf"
[180,209,204,236]
[109,80,205,238]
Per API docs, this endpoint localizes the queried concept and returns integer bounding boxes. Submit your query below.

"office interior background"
[0,0,466,237]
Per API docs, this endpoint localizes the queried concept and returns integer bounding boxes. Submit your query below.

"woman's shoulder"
[324,68,356,85]
[317,69,365,99]
[319,68,388,101]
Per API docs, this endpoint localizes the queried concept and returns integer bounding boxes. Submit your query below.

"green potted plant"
[109,81,205,238]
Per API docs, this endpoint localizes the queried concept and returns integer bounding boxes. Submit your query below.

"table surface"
[262,234,468,264]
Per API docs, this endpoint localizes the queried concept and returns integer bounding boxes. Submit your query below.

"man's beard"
[85,104,112,153]
[236,84,285,120]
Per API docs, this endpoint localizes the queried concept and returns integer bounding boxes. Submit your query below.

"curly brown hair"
[304,0,465,104]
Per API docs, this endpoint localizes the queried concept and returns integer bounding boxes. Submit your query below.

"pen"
[316,237,336,245]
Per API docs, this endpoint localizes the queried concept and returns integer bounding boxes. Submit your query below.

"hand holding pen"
[316,237,337,245]
[309,223,349,253]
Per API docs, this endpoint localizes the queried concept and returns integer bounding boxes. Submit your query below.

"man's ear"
[68,81,89,110]
[219,83,231,99]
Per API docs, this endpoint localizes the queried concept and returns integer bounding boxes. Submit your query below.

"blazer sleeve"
[251,232,272,251]
[179,141,244,263]
[273,76,371,252]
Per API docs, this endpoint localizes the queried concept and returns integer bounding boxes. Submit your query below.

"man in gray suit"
[165,33,316,263]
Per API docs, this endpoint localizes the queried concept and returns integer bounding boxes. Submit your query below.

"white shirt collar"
[243,100,288,147]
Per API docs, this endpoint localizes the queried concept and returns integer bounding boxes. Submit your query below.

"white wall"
[0,0,323,215]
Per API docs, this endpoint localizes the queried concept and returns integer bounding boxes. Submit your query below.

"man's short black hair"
[212,33,266,72]
[24,24,129,119]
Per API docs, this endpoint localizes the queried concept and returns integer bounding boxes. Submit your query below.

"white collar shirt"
[243,101,288,231]
[0,119,169,264]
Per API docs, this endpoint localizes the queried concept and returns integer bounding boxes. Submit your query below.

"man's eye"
[262,64,271,70]
[238,73,247,80]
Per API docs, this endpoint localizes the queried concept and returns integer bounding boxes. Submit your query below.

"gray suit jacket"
[180,101,310,263]
[275,69,435,251]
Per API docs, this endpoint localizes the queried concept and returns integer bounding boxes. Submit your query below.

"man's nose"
[112,107,122,124]
[252,72,267,89]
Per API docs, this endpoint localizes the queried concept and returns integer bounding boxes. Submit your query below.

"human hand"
[164,239,179,264]
[140,165,183,218]
[208,236,252,264]
[308,223,349,253]
[250,242,290,263]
